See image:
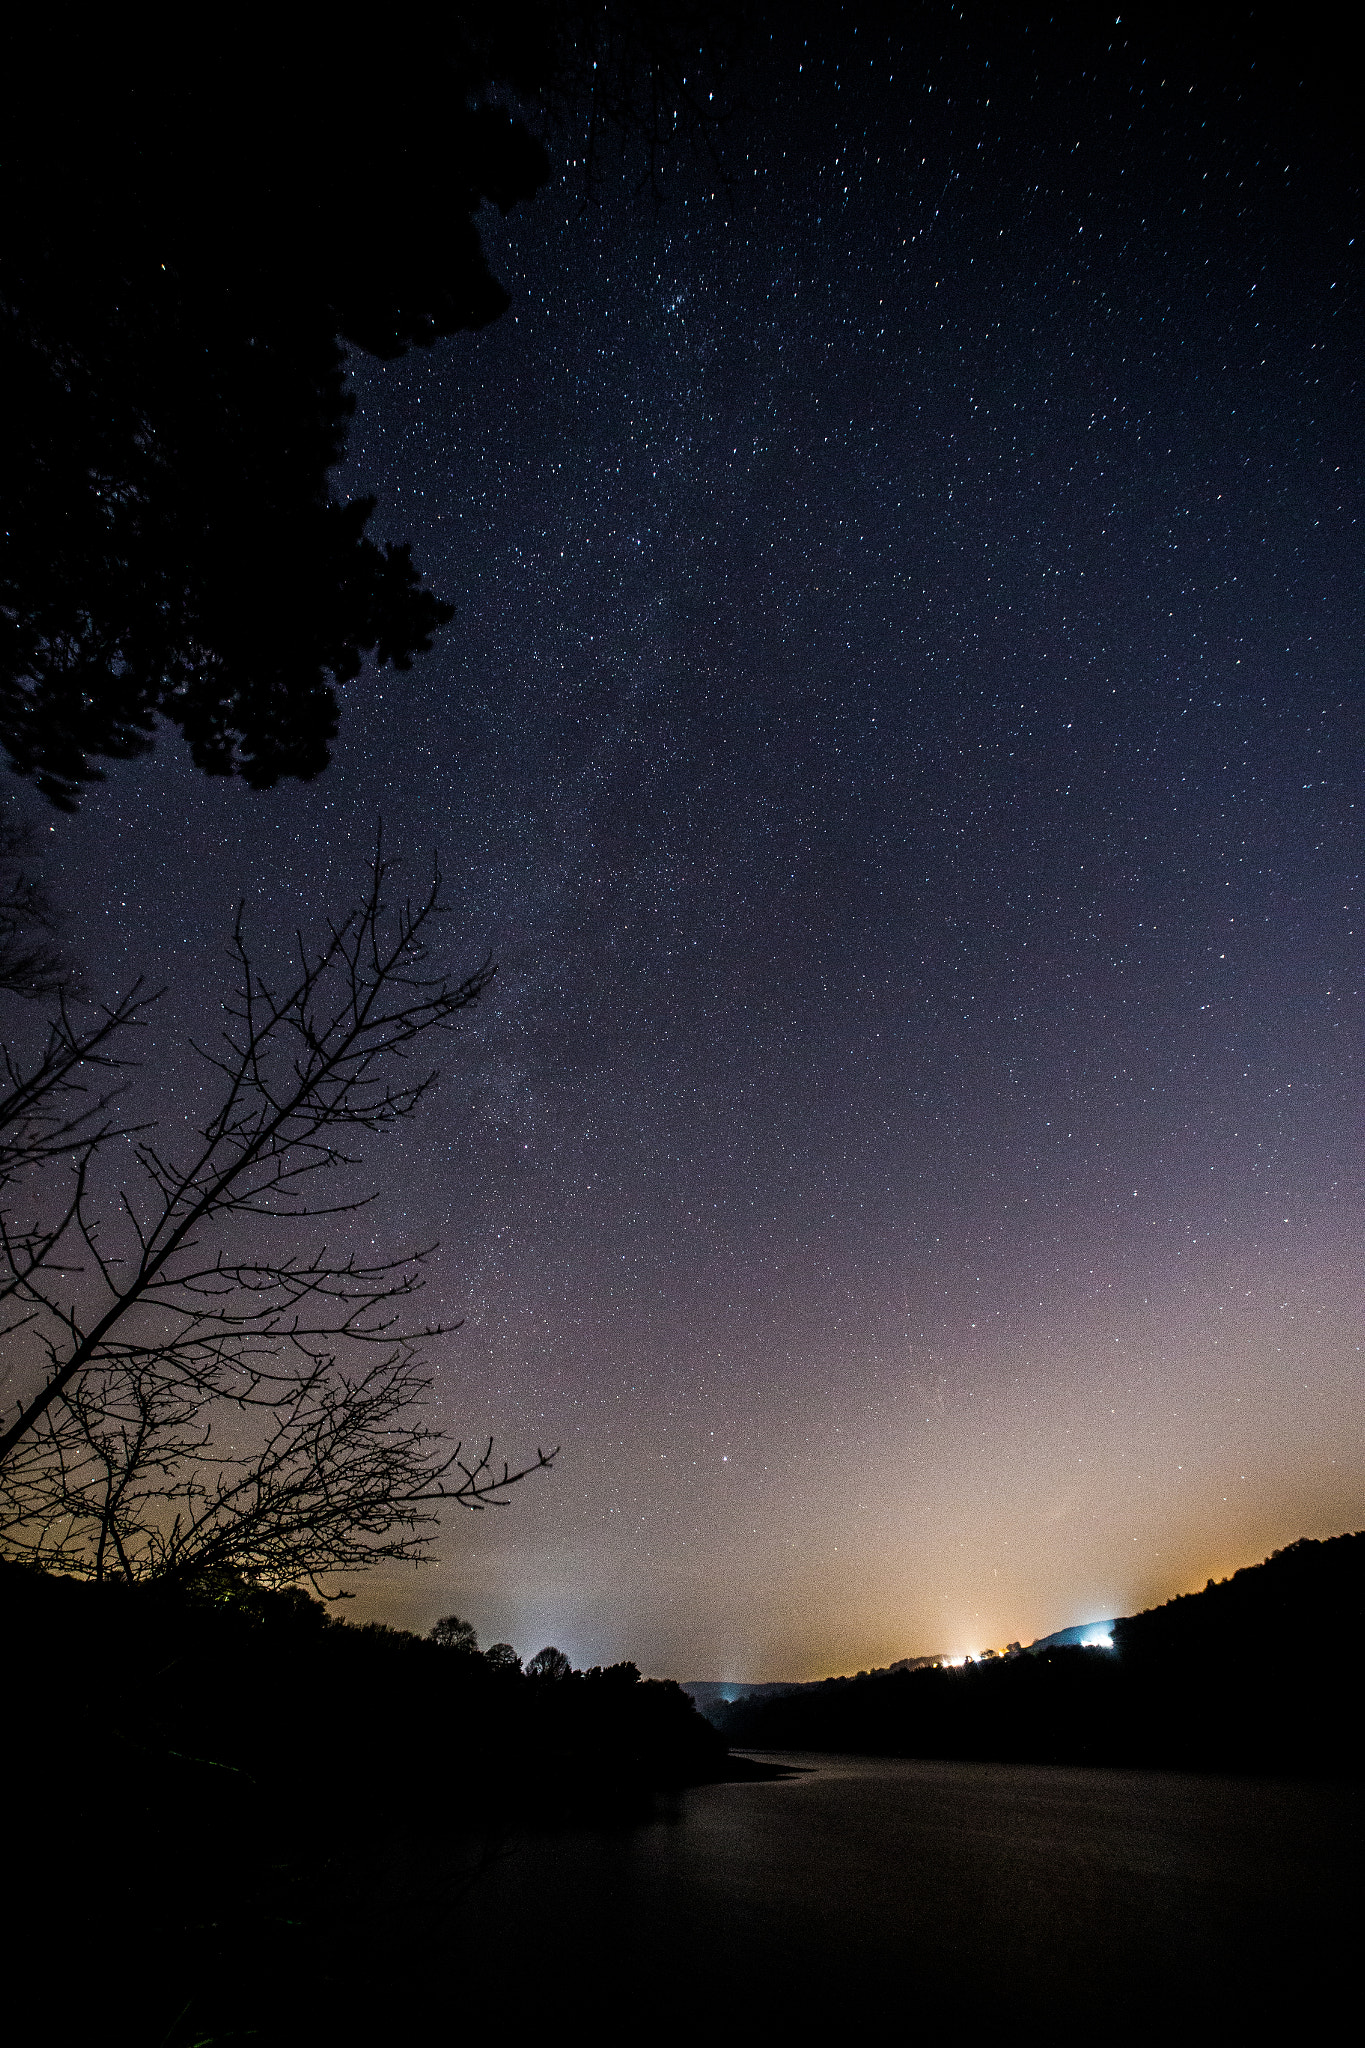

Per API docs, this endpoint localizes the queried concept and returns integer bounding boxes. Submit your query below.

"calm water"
[455,1754,1359,2026]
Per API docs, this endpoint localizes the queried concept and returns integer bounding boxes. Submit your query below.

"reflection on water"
[459,1754,1359,2026]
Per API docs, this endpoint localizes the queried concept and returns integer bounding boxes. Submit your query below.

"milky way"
[37,14,1360,1674]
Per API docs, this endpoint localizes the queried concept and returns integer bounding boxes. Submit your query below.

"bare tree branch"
[0,846,555,1589]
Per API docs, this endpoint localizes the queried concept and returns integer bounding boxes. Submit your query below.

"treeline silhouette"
[712,1534,1365,1777]
[1,1558,726,1814]
[0,1560,726,2046]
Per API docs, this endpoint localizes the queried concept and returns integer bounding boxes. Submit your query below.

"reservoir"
[457,1753,1359,2027]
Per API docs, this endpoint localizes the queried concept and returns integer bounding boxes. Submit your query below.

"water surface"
[457,1754,1359,2026]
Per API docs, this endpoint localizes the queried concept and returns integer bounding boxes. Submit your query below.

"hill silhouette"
[712,1534,1365,1777]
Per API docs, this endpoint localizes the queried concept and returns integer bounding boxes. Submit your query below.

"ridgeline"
[710,1533,1365,1777]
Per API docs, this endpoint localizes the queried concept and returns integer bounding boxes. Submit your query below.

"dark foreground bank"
[0,1562,726,2046]
[2,1558,728,1812]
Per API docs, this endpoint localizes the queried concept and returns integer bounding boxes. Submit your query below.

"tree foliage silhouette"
[431,1613,481,1652]
[0,26,549,809]
[0,821,69,998]
[527,1645,574,1682]
[0,10,740,808]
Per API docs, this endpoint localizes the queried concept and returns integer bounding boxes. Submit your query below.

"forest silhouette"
[0,1558,734,2045]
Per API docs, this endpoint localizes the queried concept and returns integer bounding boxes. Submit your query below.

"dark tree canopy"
[430,1614,481,1652]
[0,23,553,808]
[527,1645,575,1682]
[1,9,738,810]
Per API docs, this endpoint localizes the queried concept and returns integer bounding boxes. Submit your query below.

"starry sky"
[34,10,1361,1675]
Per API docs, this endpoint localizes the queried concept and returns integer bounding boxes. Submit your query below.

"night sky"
[33,13,1360,1675]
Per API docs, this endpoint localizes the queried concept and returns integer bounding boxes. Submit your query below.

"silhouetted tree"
[527,1645,574,1682]
[0,820,69,997]
[0,11,741,808]
[0,849,556,1588]
[430,1614,481,1652]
